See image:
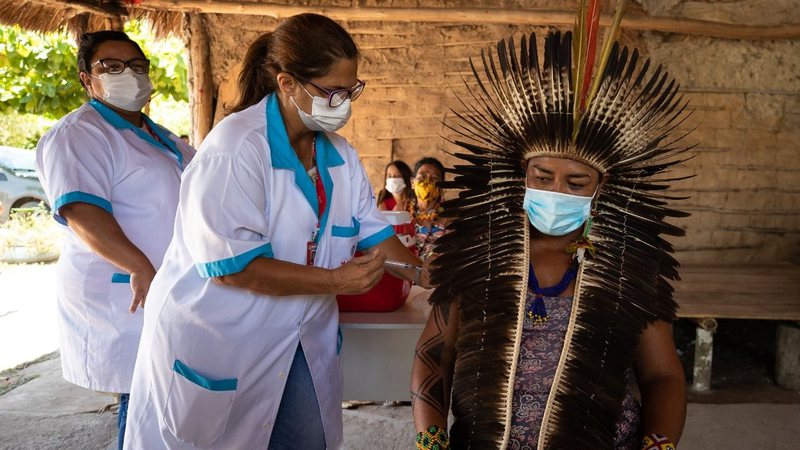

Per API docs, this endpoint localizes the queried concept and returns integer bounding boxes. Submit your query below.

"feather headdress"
[429,1,692,448]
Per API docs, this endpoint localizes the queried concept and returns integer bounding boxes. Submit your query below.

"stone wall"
[198,0,800,263]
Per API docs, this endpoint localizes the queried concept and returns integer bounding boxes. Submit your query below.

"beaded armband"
[416,425,450,450]
[642,433,676,450]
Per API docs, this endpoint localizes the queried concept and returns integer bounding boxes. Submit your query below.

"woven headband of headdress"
[429,1,692,448]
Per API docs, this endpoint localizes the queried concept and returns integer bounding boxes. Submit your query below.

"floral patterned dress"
[508,291,642,449]
[411,202,446,261]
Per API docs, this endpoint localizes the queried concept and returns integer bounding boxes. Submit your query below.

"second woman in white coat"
[35,31,195,450]
[123,13,425,449]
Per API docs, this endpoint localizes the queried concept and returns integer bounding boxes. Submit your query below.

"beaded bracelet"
[642,433,676,450]
[416,425,450,450]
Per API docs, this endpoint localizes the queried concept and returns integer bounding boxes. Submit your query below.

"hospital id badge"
[306,240,317,266]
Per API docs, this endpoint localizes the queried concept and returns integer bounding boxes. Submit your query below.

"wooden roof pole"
[137,2,800,40]
[183,12,214,146]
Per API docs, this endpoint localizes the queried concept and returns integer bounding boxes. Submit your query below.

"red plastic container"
[337,212,416,312]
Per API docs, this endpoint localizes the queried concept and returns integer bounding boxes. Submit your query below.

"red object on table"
[337,212,416,312]
[336,271,412,312]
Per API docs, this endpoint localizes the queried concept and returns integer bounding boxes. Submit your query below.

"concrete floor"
[2,263,799,449]
[0,263,58,371]
[1,354,799,449]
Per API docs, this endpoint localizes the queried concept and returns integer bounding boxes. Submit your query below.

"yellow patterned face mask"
[413,178,441,202]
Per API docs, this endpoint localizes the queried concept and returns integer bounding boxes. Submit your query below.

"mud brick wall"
[200,0,800,263]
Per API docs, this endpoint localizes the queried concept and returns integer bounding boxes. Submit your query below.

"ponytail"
[230,32,276,113]
[228,14,359,114]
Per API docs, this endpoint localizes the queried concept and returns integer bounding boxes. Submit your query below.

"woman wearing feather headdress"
[411,2,690,449]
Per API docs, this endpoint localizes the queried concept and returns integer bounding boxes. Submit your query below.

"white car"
[0,146,50,222]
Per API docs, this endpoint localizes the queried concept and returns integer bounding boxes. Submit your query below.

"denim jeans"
[118,393,129,450]
[267,345,326,449]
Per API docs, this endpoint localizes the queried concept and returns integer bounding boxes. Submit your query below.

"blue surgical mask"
[524,187,594,236]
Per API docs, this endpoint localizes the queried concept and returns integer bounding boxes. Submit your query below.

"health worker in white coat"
[124,13,426,450]
[35,31,195,450]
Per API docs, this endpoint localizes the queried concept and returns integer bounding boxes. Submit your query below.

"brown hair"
[414,157,446,179]
[230,13,359,113]
[77,30,146,89]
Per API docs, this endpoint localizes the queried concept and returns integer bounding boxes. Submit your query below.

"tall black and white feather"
[429,31,691,449]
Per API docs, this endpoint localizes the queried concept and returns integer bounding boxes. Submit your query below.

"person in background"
[35,31,195,450]
[179,134,190,145]
[376,160,414,212]
[411,156,448,260]
[123,13,426,450]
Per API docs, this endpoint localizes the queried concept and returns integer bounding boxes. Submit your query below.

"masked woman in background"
[35,31,195,450]
[377,160,415,212]
[411,156,448,260]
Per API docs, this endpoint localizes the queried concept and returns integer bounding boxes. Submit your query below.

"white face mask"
[291,84,351,132]
[385,177,406,194]
[91,68,153,112]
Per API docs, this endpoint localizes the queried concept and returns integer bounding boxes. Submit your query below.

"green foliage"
[0,26,84,119]
[0,21,188,120]
[0,111,55,149]
[148,96,191,138]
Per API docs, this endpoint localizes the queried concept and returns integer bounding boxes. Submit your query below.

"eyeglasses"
[302,77,366,108]
[90,58,150,75]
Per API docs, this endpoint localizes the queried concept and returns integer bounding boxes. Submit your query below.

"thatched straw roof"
[0,1,182,38]
[2,1,799,41]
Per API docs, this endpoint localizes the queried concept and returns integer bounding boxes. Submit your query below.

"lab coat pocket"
[163,359,238,447]
[330,217,360,265]
[109,273,142,335]
[331,217,360,238]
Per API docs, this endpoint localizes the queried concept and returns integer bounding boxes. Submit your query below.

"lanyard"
[310,140,327,228]
[314,149,326,225]
[307,139,327,265]
[141,120,164,145]
[140,118,183,169]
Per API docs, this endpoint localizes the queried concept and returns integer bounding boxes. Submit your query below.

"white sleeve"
[179,152,272,278]
[352,158,394,251]
[36,123,114,224]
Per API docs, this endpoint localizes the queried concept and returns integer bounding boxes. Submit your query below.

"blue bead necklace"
[527,260,578,325]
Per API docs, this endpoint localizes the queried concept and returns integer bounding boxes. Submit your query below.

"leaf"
[0,22,189,118]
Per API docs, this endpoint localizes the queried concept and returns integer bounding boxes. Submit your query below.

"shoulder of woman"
[51,103,104,131]
[200,113,266,158]
[40,105,110,148]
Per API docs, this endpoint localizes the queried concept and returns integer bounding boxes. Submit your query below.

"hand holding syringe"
[383,259,432,287]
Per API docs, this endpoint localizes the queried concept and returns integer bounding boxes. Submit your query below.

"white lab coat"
[123,94,394,449]
[35,100,195,393]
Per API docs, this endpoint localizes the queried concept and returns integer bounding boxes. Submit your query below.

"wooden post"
[183,13,214,146]
[776,322,800,391]
[692,318,717,392]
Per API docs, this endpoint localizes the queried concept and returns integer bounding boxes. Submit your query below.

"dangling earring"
[567,211,596,263]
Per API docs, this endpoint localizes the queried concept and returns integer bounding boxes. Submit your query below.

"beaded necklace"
[527,259,578,325]
[411,200,443,223]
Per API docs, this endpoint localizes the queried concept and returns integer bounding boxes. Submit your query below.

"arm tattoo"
[411,303,452,417]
